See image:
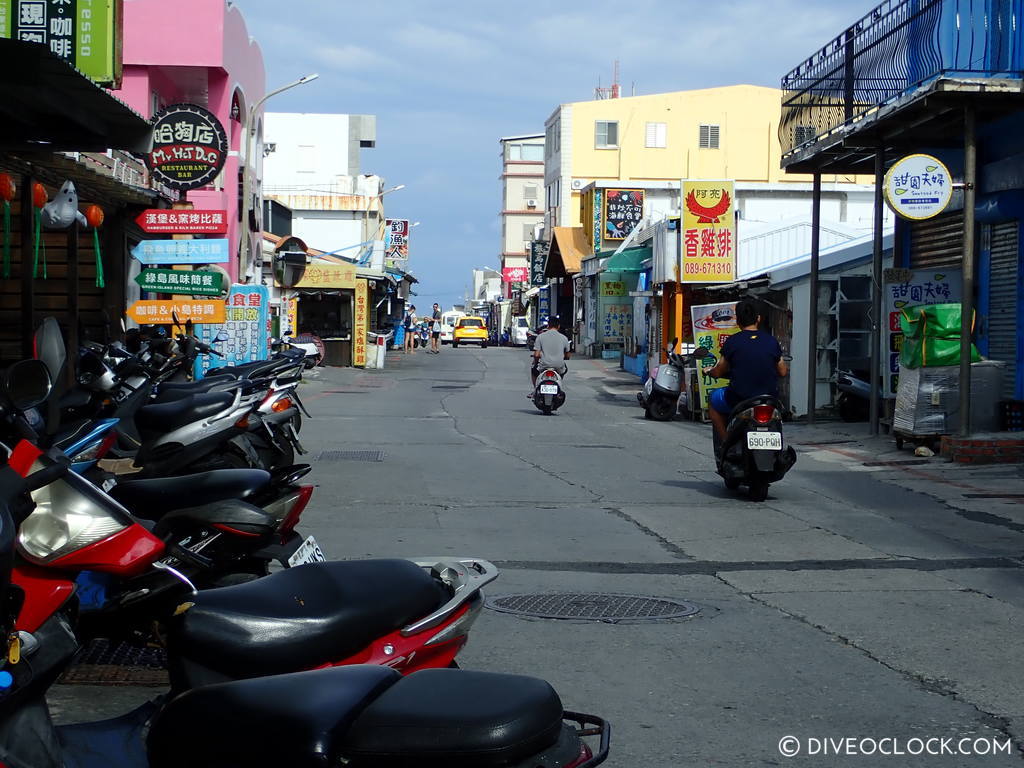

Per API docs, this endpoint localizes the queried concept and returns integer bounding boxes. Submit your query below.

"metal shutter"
[987,221,1019,399]
[909,210,963,269]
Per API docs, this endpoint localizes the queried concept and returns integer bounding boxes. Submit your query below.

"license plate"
[288,535,326,567]
[747,431,783,450]
[540,384,558,395]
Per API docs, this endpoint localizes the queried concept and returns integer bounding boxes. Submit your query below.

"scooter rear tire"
[749,481,769,502]
[724,477,741,490]
[648,397,675,422]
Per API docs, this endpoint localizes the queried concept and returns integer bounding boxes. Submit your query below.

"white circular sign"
[883,154,953,221]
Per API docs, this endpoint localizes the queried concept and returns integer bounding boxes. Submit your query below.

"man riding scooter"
[530,316,572,394]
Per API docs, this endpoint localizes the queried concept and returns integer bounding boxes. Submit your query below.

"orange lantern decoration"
[0,173,15,203]
[82,204,106,288]
[0,174,12,279]
[32,182,47,209]
[84,204,104,229]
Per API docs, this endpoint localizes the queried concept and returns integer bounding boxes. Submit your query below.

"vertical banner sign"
[529,241,549,286]
[682,180,735,283]
[2,0,121,85]
[384,219,409,266]
[690,301,739,410]
[193,285,270,379]
[282,297,299,337]
[353,278,368,367]
[603,189,644,240]
[538,286,550,321]
[882,268,961,396]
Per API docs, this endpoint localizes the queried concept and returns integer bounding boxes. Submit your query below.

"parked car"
[440,311,465,344]
[511,317,530,346]
[452,316,488,348]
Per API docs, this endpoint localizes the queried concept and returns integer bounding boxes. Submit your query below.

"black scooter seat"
[110,469,272,519]
[214,358,287,379]
[152,376,239,403]
[341,668,564,767]
[153,498,277,538]
[136,391,235,437]
[148,665,402,768]
[167,560,446,683]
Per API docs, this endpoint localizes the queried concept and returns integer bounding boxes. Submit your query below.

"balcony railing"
[780,0,1023,157]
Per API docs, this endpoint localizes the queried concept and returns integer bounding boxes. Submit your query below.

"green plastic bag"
[899,303,973,340]
[900,335,981,368]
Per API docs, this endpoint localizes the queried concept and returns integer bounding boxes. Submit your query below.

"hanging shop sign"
[681,180,735,284]
[529,240,549,286]
[1,0,122,85]
[136,209,228,234]
[600,280,626,297]
[135,268,223,296]
[502,266,529,283]
[127,299,225,325]
[690,301,739,410]
[353,278,369,367]
[883,154,953,221]
[294,259,356,290]
[882,268,962,396]
[603,189,644,241]
[147,104,228,191]
[384,219,409,266]
[131,238,229,265]
[193,285,270,379]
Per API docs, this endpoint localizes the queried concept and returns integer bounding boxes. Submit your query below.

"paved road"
[293,346,1023,767]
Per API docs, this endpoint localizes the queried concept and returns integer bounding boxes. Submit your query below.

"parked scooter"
[713,394,797,502]
[835,369,874,422]
[637,337,691,421]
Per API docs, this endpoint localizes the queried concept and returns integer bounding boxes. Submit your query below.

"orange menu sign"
[353,279,368,367]
[127,299,225,324]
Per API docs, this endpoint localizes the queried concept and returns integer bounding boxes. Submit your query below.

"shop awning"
[546,227,589,277]
[522,286,541,299]
[0,39,153,153]
[601,246,652,272]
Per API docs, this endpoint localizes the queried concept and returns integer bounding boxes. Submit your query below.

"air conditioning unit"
[571,179,585,190]
[526,199,537,208]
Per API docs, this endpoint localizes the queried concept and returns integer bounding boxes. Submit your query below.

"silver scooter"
[637,338,691,421]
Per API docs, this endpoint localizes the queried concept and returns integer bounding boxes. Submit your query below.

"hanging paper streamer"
[32,183,47,279]
[84,204,105,288]
[0,174,14,279]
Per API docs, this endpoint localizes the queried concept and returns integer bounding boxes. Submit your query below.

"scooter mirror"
[213,330,229,344]
[2,359,52,411]
[693,347,710,359]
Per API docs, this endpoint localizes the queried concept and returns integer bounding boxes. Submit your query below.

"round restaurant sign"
[147,104,229,191]
[883,154,953,221]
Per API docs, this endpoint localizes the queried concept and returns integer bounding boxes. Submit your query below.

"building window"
[523,185,538,200]
[699,124,720,149]
[595,120,618,149]
[645,122,667,148]
[523,223,535,243]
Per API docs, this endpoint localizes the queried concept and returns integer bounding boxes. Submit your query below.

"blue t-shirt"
[721,329,782,402]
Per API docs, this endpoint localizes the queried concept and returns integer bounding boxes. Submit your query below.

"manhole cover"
[487,593,700,623]
[317,450,385,462]
[59,639,168,686]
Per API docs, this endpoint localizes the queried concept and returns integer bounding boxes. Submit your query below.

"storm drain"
[317,450,386,462]
[487,593,700,623]
[432,384,472,390]
[59,639,168,686]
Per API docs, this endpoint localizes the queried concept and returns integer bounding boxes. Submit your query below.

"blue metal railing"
[780,0,1024,157]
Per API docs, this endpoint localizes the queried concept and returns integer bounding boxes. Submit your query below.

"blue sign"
[132,238,230,265]
[539,287,550,320]
[193,285,270,379]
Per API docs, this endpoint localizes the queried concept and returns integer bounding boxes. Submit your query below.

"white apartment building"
[499,134,544,297]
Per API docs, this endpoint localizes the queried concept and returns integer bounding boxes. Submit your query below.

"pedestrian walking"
[430,303,442,354]
[403,305,417,354]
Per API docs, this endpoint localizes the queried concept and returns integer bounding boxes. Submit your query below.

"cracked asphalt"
[52,345,1024,765]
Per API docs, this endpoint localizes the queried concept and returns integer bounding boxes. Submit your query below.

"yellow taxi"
[452,316,488,348]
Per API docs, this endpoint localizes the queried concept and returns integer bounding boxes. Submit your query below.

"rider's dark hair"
[547,316,560,328]
[735,298,760,328]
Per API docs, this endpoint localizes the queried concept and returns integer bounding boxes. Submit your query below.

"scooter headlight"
[17,461,130,564]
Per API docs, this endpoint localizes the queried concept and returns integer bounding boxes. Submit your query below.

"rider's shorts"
[710,387,733,415]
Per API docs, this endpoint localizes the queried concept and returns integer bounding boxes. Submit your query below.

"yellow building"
[543,84,858,230]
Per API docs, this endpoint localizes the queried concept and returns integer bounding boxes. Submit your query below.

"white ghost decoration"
[40,181,88,230]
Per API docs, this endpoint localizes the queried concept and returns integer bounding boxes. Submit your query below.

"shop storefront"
[292,258,356,367]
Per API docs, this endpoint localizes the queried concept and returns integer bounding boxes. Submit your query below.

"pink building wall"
[111,0,266,282]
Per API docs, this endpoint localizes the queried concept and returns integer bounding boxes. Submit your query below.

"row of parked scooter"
[0,319,610,768]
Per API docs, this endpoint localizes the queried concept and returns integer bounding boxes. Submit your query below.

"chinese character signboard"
[135,268,223,296]
[602,303,631,343]
[682,180,735,284]
[353,278,368,367]
[127,299,225,325]
[294,260,356,290]
[1,0,121,85]
[131,238,229,265]
[690,301,739,410]
[503,266,529,283]
[603,189,644,241]
[883,268,961,396]
[193,285,270,379]
[883,154,953,221]
[147,104,228,191]
[529,241,549,287]
[538,287,550,321]
[600,280,626,297]
[136,209,228,234]
[384,219,409,266]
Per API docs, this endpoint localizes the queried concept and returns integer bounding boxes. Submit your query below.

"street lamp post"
[362,183,406,244]
[239,73,319,280]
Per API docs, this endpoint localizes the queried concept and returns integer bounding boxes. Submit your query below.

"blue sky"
[233,0,876,310]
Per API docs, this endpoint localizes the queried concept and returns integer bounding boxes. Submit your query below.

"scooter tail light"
[259,389,278,407]
[565,742,595,768]
[279,484,314,541]
[271,397,294,413]
[542,370,558,380]
[424,598,483,647]
[235,414,250,429]
[752,405,776,424]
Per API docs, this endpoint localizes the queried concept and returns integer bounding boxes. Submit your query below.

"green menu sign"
[1,0,122,86]
[135,268,224,297]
